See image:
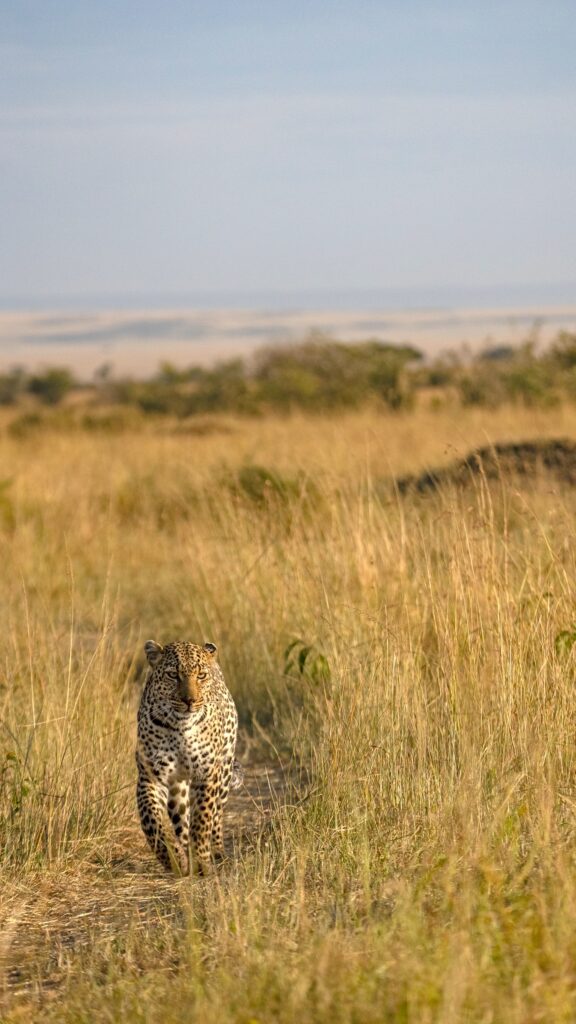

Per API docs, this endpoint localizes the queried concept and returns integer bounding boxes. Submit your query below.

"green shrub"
[233,464,303,506]
[112,473,198,528]
[458,372,505,408]
[8,411,46,438]
[0,367,26,405]
[28,367,75,405]
[547,331,576,370]
[253,337,419,411]
[80,410,144,433]
[182,360,257,415]
[223,464,320,527]
[501,364,558,406]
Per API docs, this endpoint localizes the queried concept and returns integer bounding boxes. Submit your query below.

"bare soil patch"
[0,759,287,1010]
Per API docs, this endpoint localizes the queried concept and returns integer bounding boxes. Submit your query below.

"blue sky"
[1,1,575,306]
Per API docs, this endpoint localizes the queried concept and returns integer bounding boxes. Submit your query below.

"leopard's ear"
[144,640,164,666]
[203,642,217,658]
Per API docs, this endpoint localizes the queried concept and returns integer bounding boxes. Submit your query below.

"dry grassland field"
[4,403,576,1022]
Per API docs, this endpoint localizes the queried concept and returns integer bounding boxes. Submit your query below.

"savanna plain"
[4,403,576,1022]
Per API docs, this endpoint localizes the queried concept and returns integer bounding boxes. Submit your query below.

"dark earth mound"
[396,439,576,494]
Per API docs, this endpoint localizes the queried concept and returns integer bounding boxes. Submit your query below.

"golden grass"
[2,405,576,1020]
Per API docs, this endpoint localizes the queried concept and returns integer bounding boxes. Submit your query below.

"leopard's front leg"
[137,769,189,875]
[212,759,235,861]
[189,776,219,875]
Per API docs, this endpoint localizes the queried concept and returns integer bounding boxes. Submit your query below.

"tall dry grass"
[2,405,576,1021]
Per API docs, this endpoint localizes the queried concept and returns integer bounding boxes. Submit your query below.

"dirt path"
[0,761,287,1009]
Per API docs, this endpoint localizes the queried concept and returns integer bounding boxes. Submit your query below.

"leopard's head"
[144,639,218,708]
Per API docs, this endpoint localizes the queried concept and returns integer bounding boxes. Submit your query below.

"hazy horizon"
[2,302,575,379]
[0,284,575,315]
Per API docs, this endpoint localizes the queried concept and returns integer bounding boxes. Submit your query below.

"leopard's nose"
[178,672,198,705]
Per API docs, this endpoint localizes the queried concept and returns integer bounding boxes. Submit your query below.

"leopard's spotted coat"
[136,640,240,875]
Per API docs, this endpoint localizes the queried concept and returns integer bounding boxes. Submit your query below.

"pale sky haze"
[1,1,575,307]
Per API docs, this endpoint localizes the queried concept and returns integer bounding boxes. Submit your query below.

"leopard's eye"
[165,668,178,679]
[197,671,208,681]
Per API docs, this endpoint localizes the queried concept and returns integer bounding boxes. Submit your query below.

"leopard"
[136,639,241,876]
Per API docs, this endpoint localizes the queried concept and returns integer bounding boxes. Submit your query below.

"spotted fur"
[136,639,239,875]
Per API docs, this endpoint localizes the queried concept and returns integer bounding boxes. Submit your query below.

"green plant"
[554,626,576,656]
[283,638,331,685]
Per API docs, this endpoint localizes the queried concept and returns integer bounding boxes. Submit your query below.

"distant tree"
[156,361,189,385]
[194,359,253,413]
[547,331,576,370]
[28,368,76,405]
[93,362,113,383]
[0,367,26,405]
[478,345,517,362]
